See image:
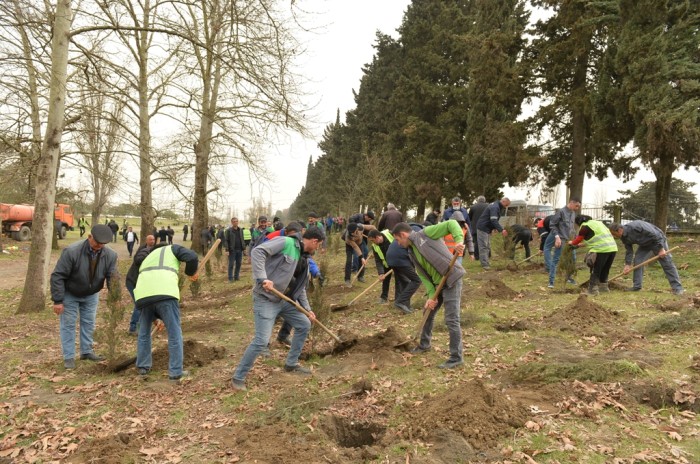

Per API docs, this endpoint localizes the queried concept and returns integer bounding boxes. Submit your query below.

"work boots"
[586,276,599,296]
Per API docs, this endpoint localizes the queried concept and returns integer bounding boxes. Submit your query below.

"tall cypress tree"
[613,0,700,227]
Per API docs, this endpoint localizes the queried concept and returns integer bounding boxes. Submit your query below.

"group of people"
[50,197,684,391]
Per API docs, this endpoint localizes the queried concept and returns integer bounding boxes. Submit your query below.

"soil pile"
[465,278,519,300]
[544,295,621,331]
[405,379,528,451]
[151,339,226,369]
[315,326,409,358]
[66,433,140,464]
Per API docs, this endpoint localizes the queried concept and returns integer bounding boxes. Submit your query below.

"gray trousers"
[632,242,683,291]
[476,229,492,268]
[418,279,463,362]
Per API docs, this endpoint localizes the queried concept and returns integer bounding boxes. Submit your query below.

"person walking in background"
[182,223,189,241]
[125,234,156,335]
[325,213,334,234]
[378,203,404,232]
[124,226,139,257]
[569,216,617,296]
[468,196,488,260]
[544,197,581,288]
[200,225,213,255]
[107,219,119,243]
[134,242,199,382]
[608,220,683,295]
[475,197,510,270]
[50,224,118,369]
[392,220,466,369]
[78,216,89,238]
[223,217,246,282]
[166,225,174,245]
[157,226,168,244]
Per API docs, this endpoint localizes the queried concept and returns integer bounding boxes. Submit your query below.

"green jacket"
[408,220,465,298]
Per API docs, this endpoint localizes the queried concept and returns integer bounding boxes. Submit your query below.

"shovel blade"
[330,303,350,312]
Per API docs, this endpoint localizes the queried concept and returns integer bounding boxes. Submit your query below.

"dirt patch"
[622,380,700,413]
[464,278,520,300]
[314,326,409,358]
[494,319,529,332]
[151,339,226,369]
[209,423,360,463]
[543,295,623,331]
[404,379,529,451]
[65,433,141,464]
[656,296,695,312]
[532,337,662,368]
[321,415,386,448]
[182,318,231,334]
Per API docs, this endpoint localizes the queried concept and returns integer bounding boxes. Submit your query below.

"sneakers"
[169,370,189,382]
[625,287,641,292]
[284,364,312,375]
[357,276,366,283]
[276,337,291,347]
[599,283,609,293]
[547,283,554,289]
[231,378,247,391]
[410,345,431,354]
[137,368,150,376]
[80,353,105,362]
[64,359,76,370]
[127,330,137,336]
[482,266,491,271]
[438,359,464,369]
[394,303,413,314]
[566,278,577,285]
[260,346,272,358]
[672,288,685,295]
[377,297,388,305]
[344,280,352,288]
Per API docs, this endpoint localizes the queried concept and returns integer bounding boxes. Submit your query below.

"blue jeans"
[233,295,311,381]
[59,291,99,360]
[228,249,243,281]
[631,243,682,291]
[345,244,368,281]
[126,281,140,333]
[543,232,555,273]
[547,235,576,285]
[418,279,463,362]
[136,298,184,377]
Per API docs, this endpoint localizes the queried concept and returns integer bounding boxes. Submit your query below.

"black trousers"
[393,266,421,307]
[590,251,616,284]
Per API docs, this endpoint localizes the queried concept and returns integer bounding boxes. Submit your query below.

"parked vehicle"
[0,203,75,241]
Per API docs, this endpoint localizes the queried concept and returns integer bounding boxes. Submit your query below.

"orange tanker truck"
[0,203,75,241]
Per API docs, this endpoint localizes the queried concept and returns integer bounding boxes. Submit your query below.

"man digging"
[392,221,466,369]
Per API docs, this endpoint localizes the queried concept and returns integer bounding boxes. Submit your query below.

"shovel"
[267,287,357,353]
[579,245,680,287]
[349,251,373,285]
[331,269,394,312]
[395,253,459,348]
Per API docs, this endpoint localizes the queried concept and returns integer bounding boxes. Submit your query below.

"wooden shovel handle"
[347,269,394,306]
[412,252,459,339]
[350,251,373,285]
[195,238,221,276]
[608,245,680,282]
[268,287,342,343]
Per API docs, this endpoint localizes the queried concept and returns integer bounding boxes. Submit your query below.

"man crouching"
[231,227,324,391]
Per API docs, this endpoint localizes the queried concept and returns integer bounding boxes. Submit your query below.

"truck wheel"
[59,225,67,239]
[18,226,31,241]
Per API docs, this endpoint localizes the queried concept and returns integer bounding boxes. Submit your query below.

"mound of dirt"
[657,297,693,312]
[314,326,409,358]
[66,433,140,464]
[151,339,226,369]
[544,295,622,331]
[405,379,529,451]
[494,319,529,332]
[465,278,519,300]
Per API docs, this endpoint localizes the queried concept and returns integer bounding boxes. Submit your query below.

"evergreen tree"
[605,179,699,227]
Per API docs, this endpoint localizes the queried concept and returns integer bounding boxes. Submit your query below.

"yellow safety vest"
[582,220,618,253]
[134,246,181,301]
[370,230,394,268]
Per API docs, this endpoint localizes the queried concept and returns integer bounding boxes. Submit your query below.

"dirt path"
[0,240,138,291]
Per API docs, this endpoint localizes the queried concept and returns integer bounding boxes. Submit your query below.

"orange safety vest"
[444,224,467,257]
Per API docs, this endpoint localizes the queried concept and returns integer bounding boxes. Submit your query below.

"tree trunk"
[17,0,72,314]
[652,155,674,229]
[569,48,590,202]
[137,31,154,243]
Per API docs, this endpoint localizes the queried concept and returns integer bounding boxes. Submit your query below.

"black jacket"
[51,240,118,303]
[125,244,153,288]
[468,202,489,230]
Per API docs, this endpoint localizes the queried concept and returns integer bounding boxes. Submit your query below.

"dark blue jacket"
[476,201,504,233]
[442,206,471,229]
[51,240,118,303]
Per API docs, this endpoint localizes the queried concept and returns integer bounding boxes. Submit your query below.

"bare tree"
[171,0,308,253]
[17,0,72,313]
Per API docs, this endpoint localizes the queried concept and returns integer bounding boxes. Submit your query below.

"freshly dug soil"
[151,339,226,369]
[464,278,519,300]
[314,326,409,358]
[544,295,622,331]
[66,433,140,464]
[404,379,529,451]
[494,319,529,332]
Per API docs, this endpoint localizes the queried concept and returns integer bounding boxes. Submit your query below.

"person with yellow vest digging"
[568,215,617,296]
[134,243,199,382]
[367,229,396,305]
